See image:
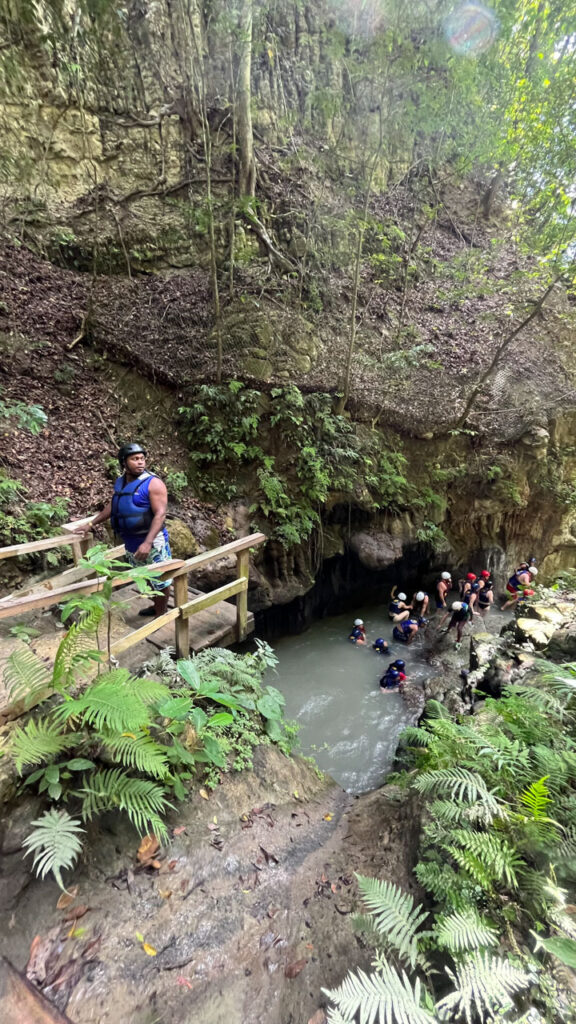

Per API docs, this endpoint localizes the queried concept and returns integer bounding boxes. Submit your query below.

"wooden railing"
[0,529,267,659]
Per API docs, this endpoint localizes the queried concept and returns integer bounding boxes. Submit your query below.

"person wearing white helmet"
[438,599,472,645]
[411,589,429,622]
[348,618,366,644]
[388,586,412,623]
[502,565,538,610]
[435,571,452,610]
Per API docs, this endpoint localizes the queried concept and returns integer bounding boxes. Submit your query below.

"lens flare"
[445,3,499,56]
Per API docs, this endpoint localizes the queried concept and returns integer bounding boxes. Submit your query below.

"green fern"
[11,719,79,773]
[79,768,172,839]
[22,809,84,890]
[398,726,430,747]
[56,672,151,731]
[520,776,553,819]
[433,909,498,953]
[447,829,524,889]
[355,875,428,968]
[413,767,500,812]
[5,648,53,708]
[102,731,170,778]
[414,860,465,908]
[52,618,103,687]
[435,952,536,1023]
[324,959,436,1024]
[424,699,451,720]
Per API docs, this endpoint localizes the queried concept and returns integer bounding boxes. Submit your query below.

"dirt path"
[0,746,420,1024]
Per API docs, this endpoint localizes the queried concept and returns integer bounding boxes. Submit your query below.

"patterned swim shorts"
[125,535,173,592]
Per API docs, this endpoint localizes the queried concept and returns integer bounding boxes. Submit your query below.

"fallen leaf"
[321,873,328,884]
[308,1011,327,1024]
[331,884,338,894]
[67,925,87,940]
[199,789,209,800]
[158,889,172,899]
[56,886,78,910]
[63,905,90,922]
[177,976,194,989]
[173,826,187,835]
[135,931,144,942]
[213,816,218,824]
[137,834,160,864]
[207,822,219,831]
[143,943,157,957]
[167,859,178,871]
[324,813,333,821]
[285,958,307,979]
[150,860,162,870]
[26,927,62,984]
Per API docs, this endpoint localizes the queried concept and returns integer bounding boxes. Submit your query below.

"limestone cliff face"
[1,2,576,604]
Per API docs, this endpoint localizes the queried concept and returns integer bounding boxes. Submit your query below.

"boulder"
[349,530,404,571]
[167,518,199,559]
[515,617,556,649]
[546,627,576,662]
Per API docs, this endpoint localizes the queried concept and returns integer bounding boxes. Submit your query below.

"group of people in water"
[347,556,539,693]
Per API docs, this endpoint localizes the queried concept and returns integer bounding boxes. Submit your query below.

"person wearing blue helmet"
[392,659,407,682]
[380,666,401,691]
[372,637,389,654]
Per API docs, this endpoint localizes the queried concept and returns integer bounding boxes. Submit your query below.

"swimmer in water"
[349,618,366,644]
[380,666,401,691]
[372,637,389,654]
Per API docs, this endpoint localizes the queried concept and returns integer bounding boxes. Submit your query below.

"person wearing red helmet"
[459,572,477,603]
[73,443,172,618]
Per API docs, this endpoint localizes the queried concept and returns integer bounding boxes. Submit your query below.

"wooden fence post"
[236,549,250,642]
[173,573,190,659]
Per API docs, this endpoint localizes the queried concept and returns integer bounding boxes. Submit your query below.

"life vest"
[393,619,416,642]
[508,571,529,591]
[380,669,399,689]
[389,600,404,616]
[452,603,470,622]
[111,472,156,539]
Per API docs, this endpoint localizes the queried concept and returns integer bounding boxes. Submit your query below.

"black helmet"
[118,443,147,467]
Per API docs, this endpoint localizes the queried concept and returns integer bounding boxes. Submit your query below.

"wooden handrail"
[0,533,84,561]
[0,559,184,620]
[0,532,267,662]
[170,533,267,577]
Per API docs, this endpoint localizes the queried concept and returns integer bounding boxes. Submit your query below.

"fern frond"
[429,800,470,825]
[355,874,428,968]
[56,674,150,732]
[11,719,79,773]
[4,648,52,707]
[531,746,576,793]
[424,699,451,720]
[102,732,170,778]
[413,767,500,812]
[114,673,172,706]
[506,683,566,720]
[22,809,84,890]
[80,768,171,839]
[448,829,524,889]
[433,909,498,953]
[324,960,436,1024]
[435,952,536,1023]
[398,726,430,747]
[52,620,102,687]
[520,776,552,819]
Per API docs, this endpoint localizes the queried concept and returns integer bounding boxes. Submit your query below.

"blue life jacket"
[393,619,416,643]
[389,600,402,615]
[111,472,156,541]
[380,668,399,689]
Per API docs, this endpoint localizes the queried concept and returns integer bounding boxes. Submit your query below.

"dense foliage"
[5,549,296,888]
[326,660,576,1022]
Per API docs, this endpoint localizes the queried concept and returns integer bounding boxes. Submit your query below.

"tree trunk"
[237,0,256,197]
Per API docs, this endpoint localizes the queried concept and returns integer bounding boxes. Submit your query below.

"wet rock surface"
[0,746,420,1024]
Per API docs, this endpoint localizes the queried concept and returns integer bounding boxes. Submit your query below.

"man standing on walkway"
[74,443,172,617]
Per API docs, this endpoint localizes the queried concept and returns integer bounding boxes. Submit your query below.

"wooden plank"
[180,578,248,618]
[173,573,190,658]
[0,534,80,561]
[171,533,266,576]
[236,549,250,642]
[0,559,185,620]
[0,546,126,604]
[0,956,74,1024]
[108,606,181,657]
[60,516,97,533]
